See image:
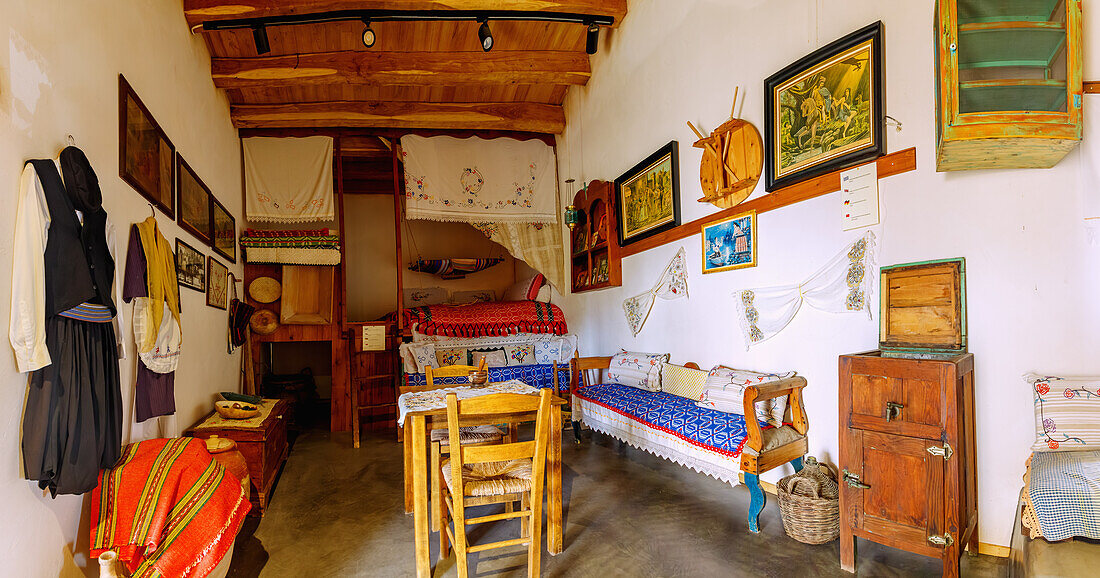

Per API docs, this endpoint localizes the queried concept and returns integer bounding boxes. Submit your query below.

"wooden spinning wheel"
[689,89,763,209]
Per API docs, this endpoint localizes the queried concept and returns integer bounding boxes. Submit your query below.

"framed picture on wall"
[764,21,885,191]
[211,196,236,264]
[119,74,175,218]
[615,141,681,247]
[702,210,756,274]
[207,256,229,310]
[175,239,206,292]
[176,155,212,244]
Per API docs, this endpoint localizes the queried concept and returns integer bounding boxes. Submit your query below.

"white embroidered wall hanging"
[734,231,876,349]
[244,136,334,223]
[623,247,689,336]
[401,135,558,224]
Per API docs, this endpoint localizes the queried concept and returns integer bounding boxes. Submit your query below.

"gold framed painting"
[764,22,885,191]
[702,211,756,274]
[615,141,681,246]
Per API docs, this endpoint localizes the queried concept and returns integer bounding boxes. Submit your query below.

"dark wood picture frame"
[210,195,236,264]
[119,74,175,218]
[175,238,206,292]
[615,140,681,247]
[176,155,212,244]
[206,256,229,310]
[764,21,885,192]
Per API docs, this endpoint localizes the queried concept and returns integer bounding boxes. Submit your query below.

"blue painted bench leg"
[746,457,806,533]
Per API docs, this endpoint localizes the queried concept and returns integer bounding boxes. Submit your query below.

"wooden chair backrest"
[426,359,487,386]
[445,390,552,496]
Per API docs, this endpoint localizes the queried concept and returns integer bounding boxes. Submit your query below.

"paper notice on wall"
[841,163,880,231]
[361,325,386,351]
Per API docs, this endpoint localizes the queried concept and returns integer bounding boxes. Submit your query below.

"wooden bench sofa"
[570,356,809,533]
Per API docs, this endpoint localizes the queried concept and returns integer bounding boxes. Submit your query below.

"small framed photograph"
[176,155,212,244]
[206,256,229,310]
[702,211,757,274]
[211,196,236,264]
[119,74,175,218]
[615,141,681,246]
[175,239,206,292]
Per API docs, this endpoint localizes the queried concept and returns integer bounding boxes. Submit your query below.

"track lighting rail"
[200,10,615,31]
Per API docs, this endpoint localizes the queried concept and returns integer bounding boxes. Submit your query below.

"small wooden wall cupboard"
[570,180,622,293]
[839,352,977,578]
[935,0,1083,171]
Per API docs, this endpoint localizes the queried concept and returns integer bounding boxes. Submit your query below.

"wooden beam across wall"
[619,147,918,258]
[185,0,628,28]
[231,100,566,134]
[212,51,591,89]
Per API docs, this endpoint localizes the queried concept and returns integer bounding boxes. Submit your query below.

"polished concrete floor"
[227,426,1008,577]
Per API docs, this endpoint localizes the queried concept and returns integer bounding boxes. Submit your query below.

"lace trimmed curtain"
[734,231,876,349]
[623,247,689,336]
[244,136,334,223]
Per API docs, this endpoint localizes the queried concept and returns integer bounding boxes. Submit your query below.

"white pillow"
[503,274,548,302]
[607,351,670,392]
[1027,373,1100,451]
[409,343,437,373]
[695,366,796,426]
[533,340,559,365]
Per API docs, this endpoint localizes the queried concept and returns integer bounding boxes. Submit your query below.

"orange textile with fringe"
[90,438,250,578]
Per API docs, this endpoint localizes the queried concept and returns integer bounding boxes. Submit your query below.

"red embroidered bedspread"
[401,300,567,337]
[91,438,250,578]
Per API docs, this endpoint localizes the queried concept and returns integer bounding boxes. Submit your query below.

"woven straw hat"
[249,309,279,335]
[249,276,282,303]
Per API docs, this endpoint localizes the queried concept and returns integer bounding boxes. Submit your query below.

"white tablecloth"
[397,380,535,427]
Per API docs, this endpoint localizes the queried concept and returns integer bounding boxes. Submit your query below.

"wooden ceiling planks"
[189,2,622,134]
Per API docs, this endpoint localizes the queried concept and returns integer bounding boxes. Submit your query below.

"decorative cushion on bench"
[742,425,805,456]
[696,366,795,426]
[1027,373,1100,451]
[608,351,670,392]
[661,363,708,400]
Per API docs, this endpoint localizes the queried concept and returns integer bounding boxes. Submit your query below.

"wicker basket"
[776,456,840,544]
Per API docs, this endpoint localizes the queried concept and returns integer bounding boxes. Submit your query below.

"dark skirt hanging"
[22,316,122,496]
[135,359,175,423]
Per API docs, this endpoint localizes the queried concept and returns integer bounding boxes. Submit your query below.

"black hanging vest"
[30,157,116,318]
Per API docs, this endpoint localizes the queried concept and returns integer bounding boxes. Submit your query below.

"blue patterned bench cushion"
[1027,450,1100,541]
[405,362,569,391]
[575,383,761,457]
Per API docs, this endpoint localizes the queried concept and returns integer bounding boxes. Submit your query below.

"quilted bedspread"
[406,363,569,391]
[1024,450,1100,541]
[575,383,760,457]
[401,300,567,337]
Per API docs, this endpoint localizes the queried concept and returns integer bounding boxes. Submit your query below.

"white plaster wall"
[0,1,242,575]
[555,0,1100,549]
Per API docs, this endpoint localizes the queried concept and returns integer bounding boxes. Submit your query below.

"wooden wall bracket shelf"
[619,147,916,259]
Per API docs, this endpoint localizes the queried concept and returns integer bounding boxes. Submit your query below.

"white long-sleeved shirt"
[10,161,126,373]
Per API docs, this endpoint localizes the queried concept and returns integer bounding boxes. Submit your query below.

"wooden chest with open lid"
[878,257,967,357]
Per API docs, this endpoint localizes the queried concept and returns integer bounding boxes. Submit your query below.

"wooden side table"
[185,398,290,516]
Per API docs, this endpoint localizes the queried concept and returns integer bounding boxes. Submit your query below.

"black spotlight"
[251,24,270,55]
[478,19,493,52]
[361,17,376,48]
[585,23,599,55]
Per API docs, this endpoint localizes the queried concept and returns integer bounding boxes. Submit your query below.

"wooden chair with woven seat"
[435,389,552,578]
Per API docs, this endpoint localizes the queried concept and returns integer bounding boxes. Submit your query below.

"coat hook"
[885,115,903,133]
[148,203,156,218]
[66,135,75,146]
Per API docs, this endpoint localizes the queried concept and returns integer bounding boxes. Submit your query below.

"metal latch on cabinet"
[927,442,953,461]
[842,469,871,489]
[928,533,954,547]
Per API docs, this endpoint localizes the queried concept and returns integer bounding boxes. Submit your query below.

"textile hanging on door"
[733,231,876,349]
[401,135,559,224]
[244,136,334,223]
[623,247,689,336]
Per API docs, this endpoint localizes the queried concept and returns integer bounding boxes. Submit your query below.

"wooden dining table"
[400,384,567,578]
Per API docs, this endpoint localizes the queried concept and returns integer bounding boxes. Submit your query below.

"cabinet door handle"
[842,469,871,490]
[885,401,904,422]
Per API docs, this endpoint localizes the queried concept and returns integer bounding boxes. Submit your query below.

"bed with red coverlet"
[398,300,567,337]
[91,437,250,578]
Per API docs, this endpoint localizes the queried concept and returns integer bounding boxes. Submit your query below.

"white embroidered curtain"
[401,135,559,223]
[623,247,689,336]
[474,222,566,291]
[244,136,334,223]
[734,231,876,348]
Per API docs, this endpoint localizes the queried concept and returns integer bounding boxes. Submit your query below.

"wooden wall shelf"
[570,180,622,293]
[620,147,917,259]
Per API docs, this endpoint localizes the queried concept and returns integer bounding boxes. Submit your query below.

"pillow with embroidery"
[607,351,670,392]
[435,347,469,368]
[505,344,535,366]
[695,366,796,426]
[533,341,559,365]
[469,347,508,368]
[1028,373,1100,451]
[409,343,437,373]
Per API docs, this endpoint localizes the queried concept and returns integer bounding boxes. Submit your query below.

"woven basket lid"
[249,276,282,303]
[249,309,279,335]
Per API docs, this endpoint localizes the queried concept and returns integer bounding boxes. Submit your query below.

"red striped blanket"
[401,300,567,337]
[91,438,250,578]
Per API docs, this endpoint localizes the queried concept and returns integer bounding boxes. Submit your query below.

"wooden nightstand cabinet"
[839,352,977,578]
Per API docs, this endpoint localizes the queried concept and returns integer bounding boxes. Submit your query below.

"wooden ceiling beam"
[185,1,627,28]
[231,100,565,133]
[212,50,590,89]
